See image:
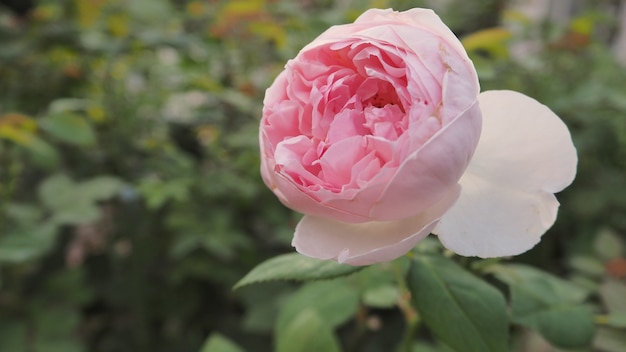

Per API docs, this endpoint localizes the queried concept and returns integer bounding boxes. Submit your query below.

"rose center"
[357,79,407,141]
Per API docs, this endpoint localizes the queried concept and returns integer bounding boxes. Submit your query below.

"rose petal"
[366,101,481,220]
[434,90,577,257]
[293,185,461,266]
[354,9,469,62]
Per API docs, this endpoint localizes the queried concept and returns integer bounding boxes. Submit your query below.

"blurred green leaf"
[48,98,90,114]
[0,223,57,263]
[127,0,172,24]
[233,253,363,289]
[78,176,124,201]
[276,280,359,333]
[408,254,509,352]
[38,174,121,225]
[38,173,75,210]
[411,342,454,352]
[39,113,96,146]
[25,137,61,168]
[5,203,43,223]
[593,327,626,352]
[462,27,511,58]
[594,228,624,261]
[606,313,626,329]
[137,177,191,209]
[276,309,340,352]
[238,283,293,333]
[362,284,399,308]
[0,321,27,351]
[600,279,626,314]
[349,256,409,291]
[491,264,594,348]
[569,255,605,277]
[200,333,244,352]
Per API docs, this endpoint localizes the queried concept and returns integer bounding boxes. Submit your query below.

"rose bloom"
[259,8,577,265]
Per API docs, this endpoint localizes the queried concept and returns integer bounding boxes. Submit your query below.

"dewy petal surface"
[434,90,577,257]
[293,186,460,266]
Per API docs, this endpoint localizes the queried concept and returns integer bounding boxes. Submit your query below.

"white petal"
[434,90,577,257]
[293,186,460,266]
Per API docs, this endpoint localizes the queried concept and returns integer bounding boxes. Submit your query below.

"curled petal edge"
[434,90,577,258]
[293,185,461,266]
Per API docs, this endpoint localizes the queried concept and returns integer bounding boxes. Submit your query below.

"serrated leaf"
[276,280,359,333]
[233,253,362,289]
[408,254,509,352]
[276,309,340,352]
[200,333,244,352]
[491,264,594,348]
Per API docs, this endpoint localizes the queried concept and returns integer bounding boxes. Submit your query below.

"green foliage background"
[0,0,625,351]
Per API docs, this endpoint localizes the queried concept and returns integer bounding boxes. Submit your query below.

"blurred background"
[0,0,625,351]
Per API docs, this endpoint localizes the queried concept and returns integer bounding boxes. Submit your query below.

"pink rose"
[260,8,577,265]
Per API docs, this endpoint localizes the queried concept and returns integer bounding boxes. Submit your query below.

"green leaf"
[275,309,341,352]
[5,203,43,223]
[408,254,509,352]
[491,264,594,348]
[276,280,359,333]
[594,327,626,352]
[24,137,60,168]
[38,174,122,225]
[233,253,363,289]
[50,203,101,225]
[520,306,594,348]
[238,283,292,333]
[77,176,124,201]
[38,174,75,210]
[0,321,27,351]
[594,228,624,261]
[606,313,626,328]
[39,113,96,146]
[0,223,57,263]
[569,255,605,277]
[349,256,409,291]
[48,98,90,114]
[200,333,244,352]
[362,284,399,308]
[600,279,626,314]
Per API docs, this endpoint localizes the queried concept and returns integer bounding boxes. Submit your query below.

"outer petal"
[434,90,577,257]
[354,9,469,62]
[302,9,469,65]
[293,186,460,266]
[367,101,481,220]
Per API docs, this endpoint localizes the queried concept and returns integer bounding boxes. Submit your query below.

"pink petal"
[293,185,461,266]
[366,101,481,220]
[434,90,578,257]
[354,9,469,61]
